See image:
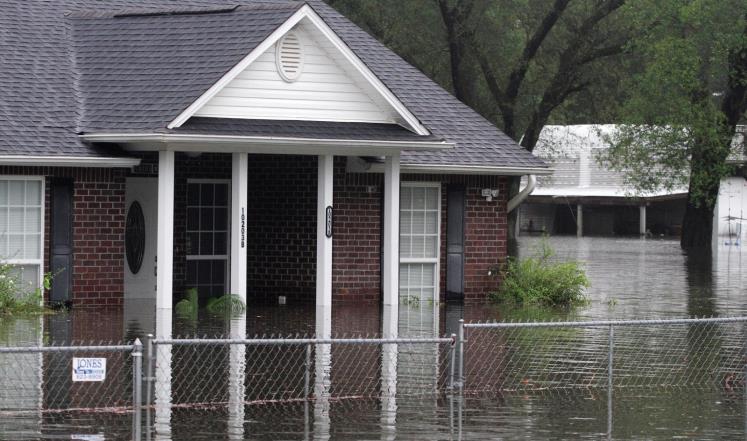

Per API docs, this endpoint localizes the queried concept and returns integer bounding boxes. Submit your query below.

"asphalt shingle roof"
[0,0,547,170]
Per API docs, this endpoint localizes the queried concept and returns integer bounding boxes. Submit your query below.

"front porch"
[123,151,403,319]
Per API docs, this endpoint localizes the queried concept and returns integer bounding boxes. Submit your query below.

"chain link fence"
[2,317,747,440]
[0,341,143,440]
[462,316,747,393]
[148,336,456,407]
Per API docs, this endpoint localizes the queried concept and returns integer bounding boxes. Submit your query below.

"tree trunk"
[680,197,715,249]
[680,151,721,249]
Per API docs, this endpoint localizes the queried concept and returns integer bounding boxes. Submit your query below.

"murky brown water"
[2,237,747,440]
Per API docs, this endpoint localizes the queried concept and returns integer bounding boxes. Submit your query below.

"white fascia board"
[167,5,430,136]
[0,155,141,168]
[301,9,429,136]
[368,163,553,176]
[79,133,452,155]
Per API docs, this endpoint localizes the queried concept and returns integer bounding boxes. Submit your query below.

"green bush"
[491,240,590,307]
[0,263,53,315]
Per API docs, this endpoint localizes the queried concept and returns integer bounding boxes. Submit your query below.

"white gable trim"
[167,5,429,135]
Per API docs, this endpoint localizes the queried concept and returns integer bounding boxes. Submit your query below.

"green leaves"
[491,239,590,307]
[0,263,51,315]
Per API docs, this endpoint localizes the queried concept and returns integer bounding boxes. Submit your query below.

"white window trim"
[400,181,441,303]
[0,175,45,291]
[185,179,231,293]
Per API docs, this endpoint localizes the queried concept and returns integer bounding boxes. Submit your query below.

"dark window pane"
[215,184,228,206]
[200,233,213,255]
[200,208,213,230]
[200,184,214,206]
[213,260,225,281]
[186,208,199,231]
[187,184,199,205]
[214,208,228,231]
[197,261,211,282]
[214,232,227,255]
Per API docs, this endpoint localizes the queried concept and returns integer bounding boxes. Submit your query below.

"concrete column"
[316,155,334,307]
[383,154,400,308]
[156,150,175,310]
[230,153,248,303]
[639,204,647,236]
[576,204,583,238]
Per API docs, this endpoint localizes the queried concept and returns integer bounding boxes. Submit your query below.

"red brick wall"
[332,159,383,302]
[0,166,126,307]
[246,155,317,303]
[340,173,508,303]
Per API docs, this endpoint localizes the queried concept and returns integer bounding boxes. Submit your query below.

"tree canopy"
[326,0,747,247]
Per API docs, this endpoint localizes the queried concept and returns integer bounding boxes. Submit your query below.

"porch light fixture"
[481,188,499,202]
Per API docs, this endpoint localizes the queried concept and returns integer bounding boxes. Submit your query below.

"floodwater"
[2,237,747,440]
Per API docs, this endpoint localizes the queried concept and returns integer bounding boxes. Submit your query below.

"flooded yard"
[2,237,747,440]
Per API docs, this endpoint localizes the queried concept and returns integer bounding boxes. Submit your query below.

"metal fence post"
[132,338,143,441]
[458,319,465,391]
[448,333,457,392]
[304,343,311,401]
[607,324,614,440]
[145,334,153,441]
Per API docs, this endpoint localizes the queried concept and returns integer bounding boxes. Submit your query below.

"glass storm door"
[186,180,230,301]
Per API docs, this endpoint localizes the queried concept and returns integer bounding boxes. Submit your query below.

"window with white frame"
[185,180,230,299]
[0,178,44,291]
[399,183,440,303]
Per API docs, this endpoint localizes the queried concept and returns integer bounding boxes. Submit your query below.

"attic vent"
[276,32,304,82]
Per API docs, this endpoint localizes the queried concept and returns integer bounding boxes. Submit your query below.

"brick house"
[0,0,549,311]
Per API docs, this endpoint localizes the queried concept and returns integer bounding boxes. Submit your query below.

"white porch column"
[156,150,175,310]
[231,153,249,302]
[576,204,583,238]
[382,154,400,313]
[154,309,173,440]
[227,312,246,440]
[639,204,647,236]
[316,155,334,307]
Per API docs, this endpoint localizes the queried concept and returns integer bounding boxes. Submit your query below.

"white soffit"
[170,5,429,135]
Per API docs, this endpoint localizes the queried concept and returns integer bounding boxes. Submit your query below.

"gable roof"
[173,5,429,134]
[0,0,547,172]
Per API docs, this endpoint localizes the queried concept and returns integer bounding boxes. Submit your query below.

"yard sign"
[72,357,106,382]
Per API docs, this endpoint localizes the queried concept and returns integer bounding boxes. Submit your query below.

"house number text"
[325,206,333,238]
[240,208,246,248]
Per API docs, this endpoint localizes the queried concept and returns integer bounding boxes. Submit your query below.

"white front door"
[124,178,158,299]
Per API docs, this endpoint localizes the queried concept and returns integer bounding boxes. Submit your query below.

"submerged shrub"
[491,239,590,307]
[206,294,246,316]
[0,262,53,315]
[175,287,199,321]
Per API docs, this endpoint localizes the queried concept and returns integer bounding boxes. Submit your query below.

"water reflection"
[154,308,172,441]
[2,238,747,439]
[227,312,246,440]
[313,304,331,441]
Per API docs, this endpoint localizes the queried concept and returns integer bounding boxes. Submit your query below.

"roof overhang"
[363,162,552,176]
[0,155,140,168]
[80,133,453,156]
